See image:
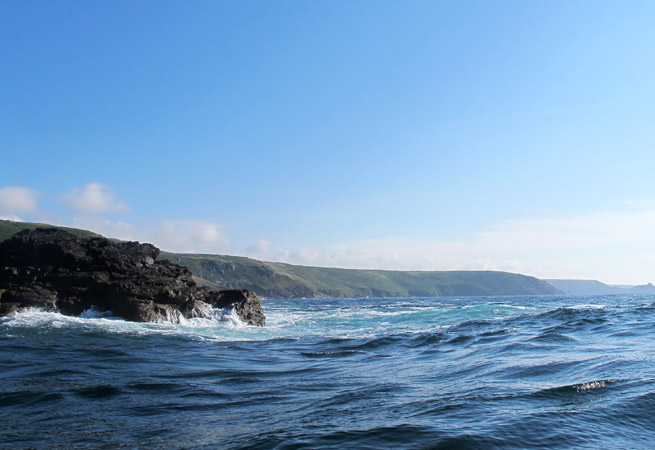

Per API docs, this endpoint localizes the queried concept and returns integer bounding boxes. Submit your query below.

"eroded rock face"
[0,228,265,326]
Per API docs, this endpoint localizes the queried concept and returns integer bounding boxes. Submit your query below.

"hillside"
[0,219,99,242]
[546,279,655,295]
[0,220,558,298]
[161,252,559,298]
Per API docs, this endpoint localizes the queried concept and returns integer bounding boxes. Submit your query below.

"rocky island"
[0,228,265,326]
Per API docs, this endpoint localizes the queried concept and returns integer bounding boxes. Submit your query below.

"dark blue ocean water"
[1,294,655,449]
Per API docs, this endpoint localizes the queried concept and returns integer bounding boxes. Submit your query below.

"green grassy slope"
[0,220,559,299]
[159,252,318,298]
[162,252,559,298]
[0,219,99,242]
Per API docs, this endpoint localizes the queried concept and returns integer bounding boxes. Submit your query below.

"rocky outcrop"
[0,228,265,326]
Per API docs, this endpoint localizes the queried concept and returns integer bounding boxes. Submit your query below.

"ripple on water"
[2,295,655,449]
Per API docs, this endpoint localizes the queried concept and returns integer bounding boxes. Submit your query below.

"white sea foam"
[180,301,245,328]
[1,307,141,333]
[0,305,251,341]
[574,380,607,391]
[79,308,115,319]
[307,306,448,319]
[566,304,607,310]
[493,304,535,310]
[0,297,546,342]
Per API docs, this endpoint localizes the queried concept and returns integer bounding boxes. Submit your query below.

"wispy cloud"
[156,220,231,254]
[64,183,128,214]
[243,239,272,260]
[0,186,39,216]
[264,207,655,284]
[71,217,231,254]
[0,214,24,221]
[5,181,653,284]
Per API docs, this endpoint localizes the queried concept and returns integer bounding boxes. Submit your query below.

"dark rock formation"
[0,228,265,326]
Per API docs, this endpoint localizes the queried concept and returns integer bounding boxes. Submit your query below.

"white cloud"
[264,207,655,284]
[0,186,38,214]
[71,217,140,241]
[71,217,231,254]
[243,239,272,259]
[65,183,128,214]
[0,214,23,221]
[157,220,231,254]
[59,204,655,284]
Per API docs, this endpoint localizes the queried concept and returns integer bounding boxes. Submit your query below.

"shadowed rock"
[0,228,265,326]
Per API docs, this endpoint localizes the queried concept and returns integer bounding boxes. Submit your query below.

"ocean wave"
[530,379,623,399]
[3,295,655,449]
[0,306,253,341]
[0,295,642,345]
[566,304,607,310]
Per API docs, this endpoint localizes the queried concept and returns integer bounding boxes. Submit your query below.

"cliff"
[0,228,265,326]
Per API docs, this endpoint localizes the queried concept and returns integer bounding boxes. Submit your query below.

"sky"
[2,1,655,284]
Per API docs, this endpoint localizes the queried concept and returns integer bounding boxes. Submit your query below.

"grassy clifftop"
[0,220,558,299]
[0,219,99,242]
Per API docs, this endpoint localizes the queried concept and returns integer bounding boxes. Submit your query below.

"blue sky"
[2,1,655,283]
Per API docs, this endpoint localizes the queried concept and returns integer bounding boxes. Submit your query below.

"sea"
[1,294,655,449]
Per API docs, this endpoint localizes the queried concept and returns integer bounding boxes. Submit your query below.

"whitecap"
[79,308,115,319]
[566,304,607,310]
[574,380,607,391]
[0,306,253,341]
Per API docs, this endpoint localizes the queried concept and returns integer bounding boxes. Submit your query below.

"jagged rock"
[0,228,265,326]
[204,289,266,328]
